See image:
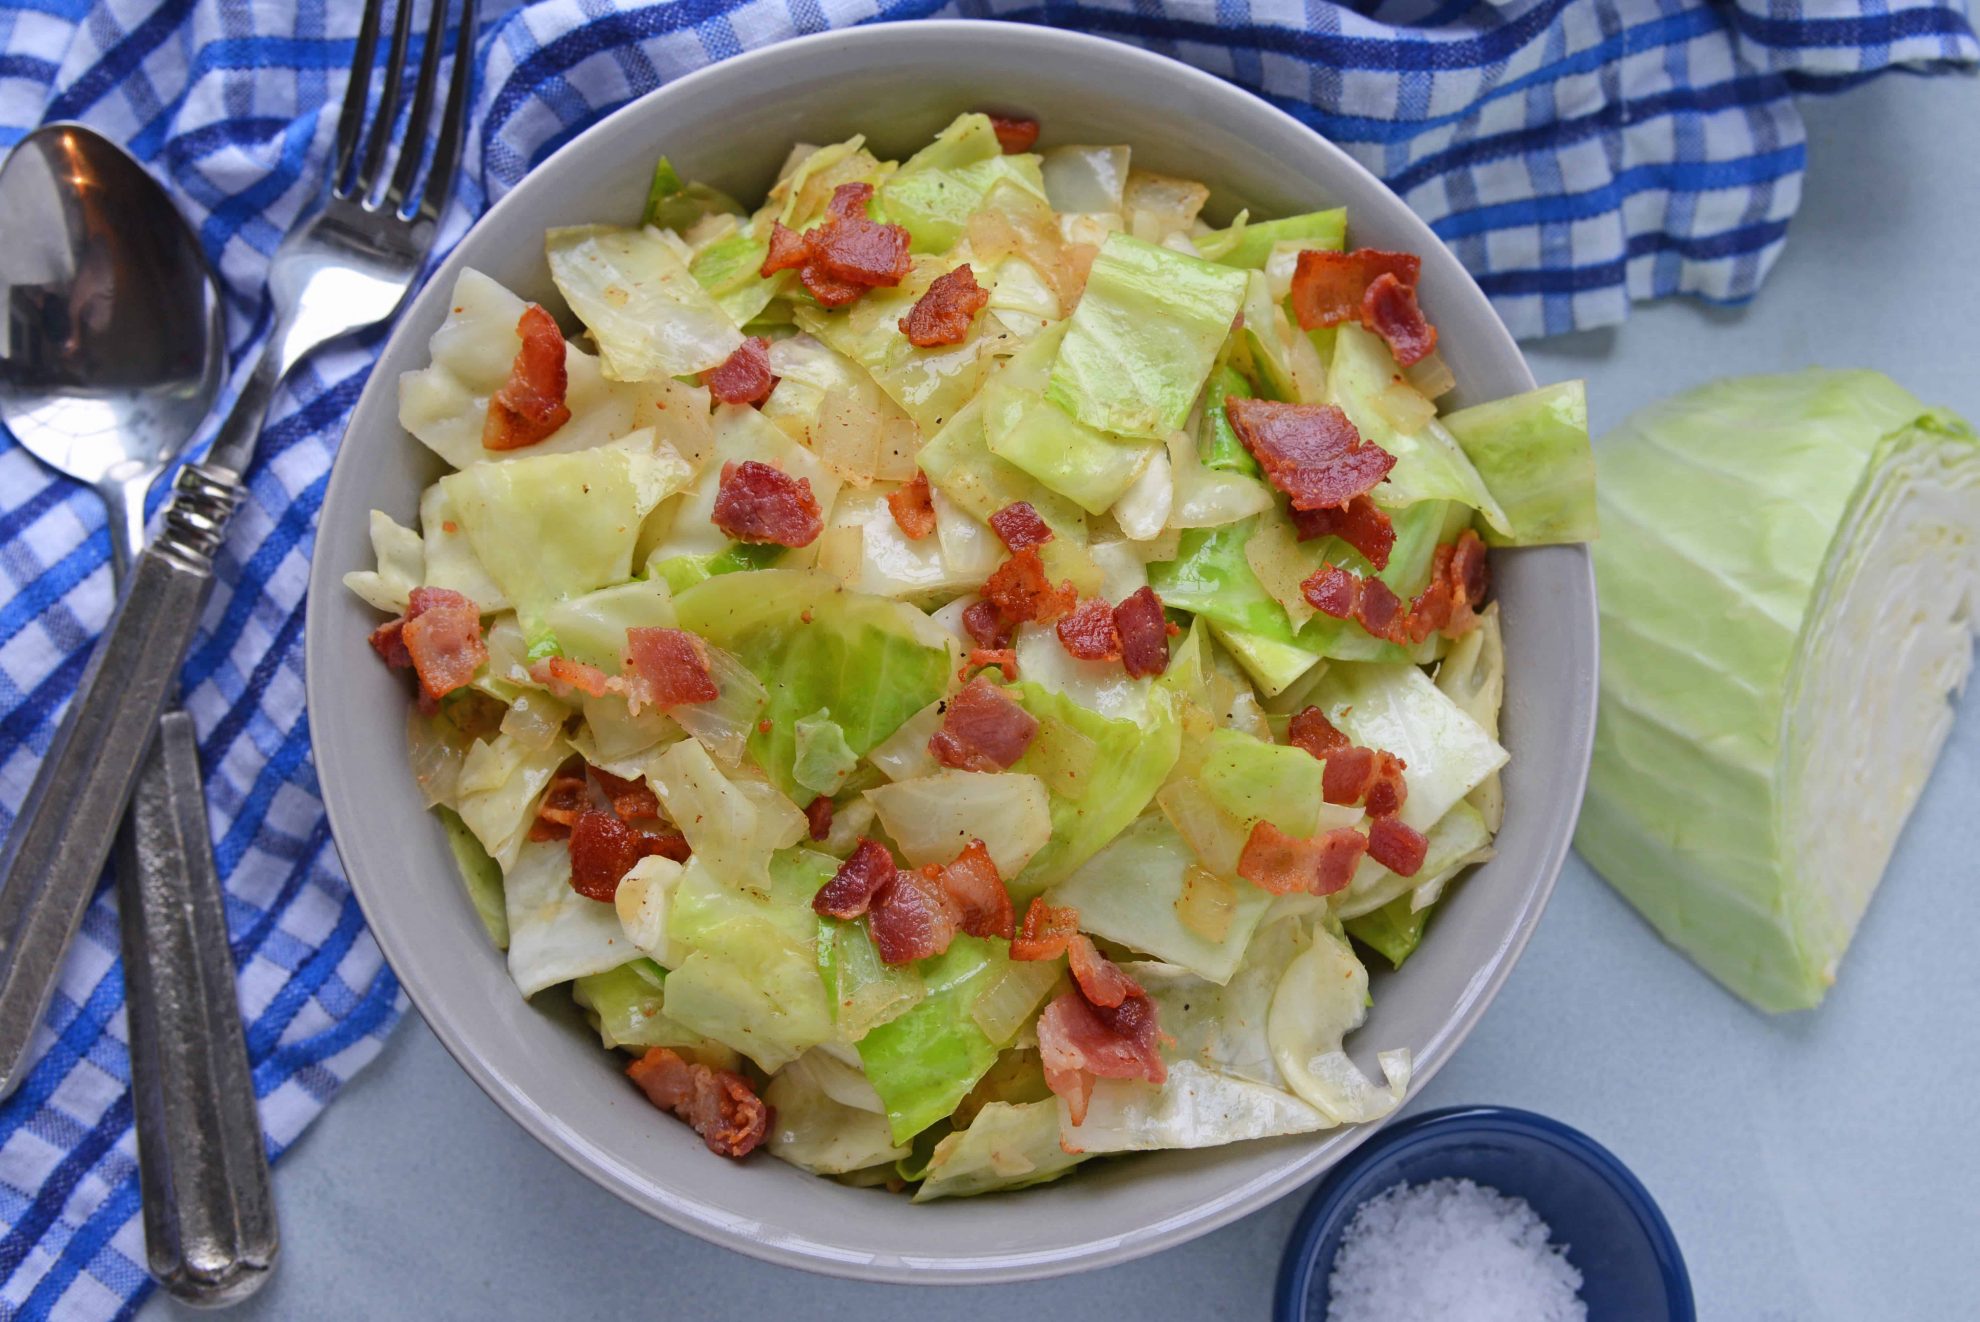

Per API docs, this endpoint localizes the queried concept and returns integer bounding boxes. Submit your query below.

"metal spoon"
[0,123,277,1305]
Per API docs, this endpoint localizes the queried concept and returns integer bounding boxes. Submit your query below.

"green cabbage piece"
[983,319,1157,514]
[1197,727,1331,836]
[545,225,743,380]
[855,935,1008,1143]
[502,839,630,998]
[792,709,859,796]
[1006,681,1180,900]
[689,229,780,329]
[913,1099,1085,1200]
[1577,370,1980,1011]
[672,570,953,801]
[880,113,1049,253]
[1310,662,1507,832]
[541,576,675,671]
[915,390,1092,540]
[436,806,506,948]
[1046,233,1247,439]
[1197,208,1346,270]
[818,916,925,1042]
[764,1051,910,1174]
[793,275,997,433]
[642,156,744,232]
[570,959,737,1059]
[1441,381,1598,546]
[1201,362,1261,475]
[1325,324,1509,535]
[660,849,838,1070]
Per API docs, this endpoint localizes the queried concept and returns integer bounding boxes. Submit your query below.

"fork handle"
[0,464,241,1100]
[118,710,278,1305]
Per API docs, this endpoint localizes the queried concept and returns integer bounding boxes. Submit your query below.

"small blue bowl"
[1276,1106,1693,1321]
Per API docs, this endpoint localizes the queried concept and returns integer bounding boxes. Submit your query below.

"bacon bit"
[988,501,1054,553]
[937,839,1014,940]
[928,675,1040,772]
[1287,707,1349,760]
[1452,528,1490,607]
[962,599,1014,649]
[399,587,487,708]
[624,627,720,712]
[529,759,590,842]
[899,264,989,347]
[482,304,571,451]
[886,471,937,540]
[368,618,411,669]
[1355,576,1406,642]
[1290,494,1397,571]
[533,655,614,699]
[1225,398,1395,513]
[1364,751,1409,819]
[1288,248,1422,331]
[1113,587,1173,678]
[1011,898,1080,962]
[1321,744,1378,807]
[711,459,822,548]
[986,113,1040,154]
[1236,821,1327,896]
[1367,815,1429,877]
[441,520,458,533]
[1067,935,1140,1008]
[758,719,775,734]
[804,794,834,842]
[960,647,1019,683]
[1302,563,1359,619]
[626,1046,769,1159]
[1314,827,1370,895]
[759,183,913,308]
[1362,272,1439,367]
[569,808,647,901]
[983,547,1077,624]
[868,865,961,964]
[1056,599,1122,662]
[814,838,896,919]
[1037,986,1165,1126]
[642,827,693,863]
[702,336,777,406]
[591,767,659,822]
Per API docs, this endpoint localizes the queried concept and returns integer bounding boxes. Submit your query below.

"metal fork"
[0,0,478,1299]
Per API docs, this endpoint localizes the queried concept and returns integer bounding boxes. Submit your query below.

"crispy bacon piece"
[1367,815,1428,877]
[988,501,1054,553]
[961,647,1019,682]
[1056,599,1122,662]
[702,336,777,406]
[368,618,412,669]
[482,304,571,450]
[982,547,1076,624]
[1067,935,1139,1008]
[1225,398,1396,513]
[712,459,822,548]
[529,759,591,842]
[533,655,615,699]
[399,587,487,708]
[937,840,1014,940]
[1452,528,1489,607]
[804,794,834,842]
[759,183,913,307]
[1113,587,1173,678]
[1291,494,1396,571]
[986,113,1040,154]
[1314,827,1370,895]
[1322,744,1378,807]
[1355,576,1407,643]
[624,627,720,712]
[1303,563,1360,620]
[928,675,1040,772]
[962,599,1014,649]
[900,264,989,347]
[868,865,961,964]
[1237,821,1324,896]
[761,221,811,274]
[1037,986,1166,1127]
[1364,751,1409,819]
[1288,248,1422,331]
[644,827,693,863]
[626,1046,769,1159]
[1011,899,1079,962]
[886,471,937,540]
[569,808,647,901]
[1362,272,1438,368]
[591,767,659,822]
[814,838,897,919]
[1287,707,1349,760]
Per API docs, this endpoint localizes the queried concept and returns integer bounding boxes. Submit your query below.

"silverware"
[0,0,477,1288]
[0,122,280,1305]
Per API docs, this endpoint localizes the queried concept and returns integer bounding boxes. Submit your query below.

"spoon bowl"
[0,122,225,561]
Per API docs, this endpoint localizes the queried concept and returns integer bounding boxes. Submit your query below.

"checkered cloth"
[0,0,1971,1316]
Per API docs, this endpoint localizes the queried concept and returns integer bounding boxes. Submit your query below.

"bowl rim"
[304,16,1599,1283]
[1274,1105,1696,1321]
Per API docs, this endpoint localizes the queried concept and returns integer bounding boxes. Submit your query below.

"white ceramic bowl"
[304,19,1598,1283]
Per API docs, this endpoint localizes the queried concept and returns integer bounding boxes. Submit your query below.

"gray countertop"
[149,70,1980,1322]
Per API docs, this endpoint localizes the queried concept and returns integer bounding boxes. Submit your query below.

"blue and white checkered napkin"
[0,0,1971,1315]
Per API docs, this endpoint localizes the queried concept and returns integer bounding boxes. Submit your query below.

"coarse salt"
[1326,1177,1587,1322]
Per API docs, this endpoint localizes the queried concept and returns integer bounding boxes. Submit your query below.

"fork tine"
[416,0,478,226]
[353,0,417,201]
[332,0,387,194]
[384,0,452,214]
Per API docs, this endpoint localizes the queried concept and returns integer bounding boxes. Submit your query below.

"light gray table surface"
[146,70,1980,1322]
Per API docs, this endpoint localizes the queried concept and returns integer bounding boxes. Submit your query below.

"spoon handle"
[116,711,279,1305]
[0,464,240,1099]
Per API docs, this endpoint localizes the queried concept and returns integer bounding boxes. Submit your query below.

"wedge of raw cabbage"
[1577,370,1980,1011]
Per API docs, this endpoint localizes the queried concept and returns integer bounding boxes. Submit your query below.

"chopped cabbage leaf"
[437,806,507,948]
[1197,208,1346,270]
[344,509,422,613]
[570,959,737,1063]
[818,916,925,1043]
[614,854,684,966]
[1336,800,1492,920]
[856,935,1008,1143]
[767,1051,912,1174]
[503,839,635,998]
[1435,603,1505,831]
[544,224,742,380]
[648,737,805,893]
[1266,924,1411,1124]
[419,483,509,611]
[644,404,839,569]
[984,319,1157,514]
[913,1099,1084,1201]
[792,709,860,796]
[542,576,675,671]
[641,156,744,232]
[882,114,1048,253]
[864,770,1053,877]
[794,259,1000,434]
[1441,380,1597,546]
[1309,661,1508,832]
[456,733,571,870]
